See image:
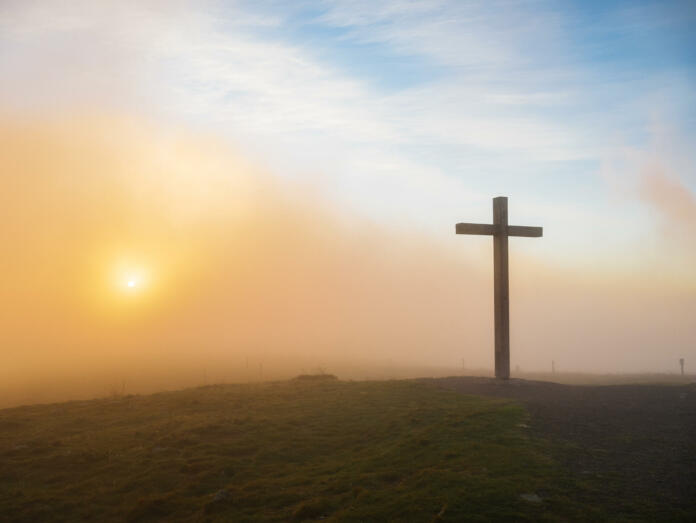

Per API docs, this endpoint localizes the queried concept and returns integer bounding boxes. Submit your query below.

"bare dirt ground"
[430,376,696,519]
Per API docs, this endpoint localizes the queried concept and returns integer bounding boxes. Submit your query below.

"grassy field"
[0,377,641,521]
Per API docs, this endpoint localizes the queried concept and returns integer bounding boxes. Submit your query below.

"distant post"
[680,358,685,376]
[456,197,542,380]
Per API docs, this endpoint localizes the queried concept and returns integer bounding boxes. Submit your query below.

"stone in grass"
[519,493,542,504]
[292,498,333,521]
[204,490,233,514]
[213,490,231,502]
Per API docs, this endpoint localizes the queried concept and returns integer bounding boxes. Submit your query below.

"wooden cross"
[455,197,542,380]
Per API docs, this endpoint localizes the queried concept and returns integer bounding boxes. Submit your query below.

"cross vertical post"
[455,196,542,380]
[493,197,510,380]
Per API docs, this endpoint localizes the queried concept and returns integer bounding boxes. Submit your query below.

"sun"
[93,252,160,309]
[113,263,150,295]
[122,274,144,292]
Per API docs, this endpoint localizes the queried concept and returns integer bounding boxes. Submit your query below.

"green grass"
[1,379,594,521]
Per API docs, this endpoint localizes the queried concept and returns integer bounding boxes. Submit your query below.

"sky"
[1,0,695,405]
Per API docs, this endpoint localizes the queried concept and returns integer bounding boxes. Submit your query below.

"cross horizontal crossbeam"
[455,223,543,237]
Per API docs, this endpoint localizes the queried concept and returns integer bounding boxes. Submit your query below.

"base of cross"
[456,196,542,380]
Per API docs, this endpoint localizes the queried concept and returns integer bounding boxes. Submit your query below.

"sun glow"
[109,259,152,297]
[119,269,148,293]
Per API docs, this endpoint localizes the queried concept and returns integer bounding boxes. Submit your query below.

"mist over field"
[1,114,694,407]
[1,1,695,408]
[2,3,696,521]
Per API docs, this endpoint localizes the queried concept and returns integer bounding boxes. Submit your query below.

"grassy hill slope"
[1,379,600,521]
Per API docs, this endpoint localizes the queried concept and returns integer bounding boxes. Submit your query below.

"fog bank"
[1,114,694,407]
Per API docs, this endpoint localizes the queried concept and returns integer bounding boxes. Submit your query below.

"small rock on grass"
[519,493,542,504]
[204,490,233,515]
[213,490,231,502]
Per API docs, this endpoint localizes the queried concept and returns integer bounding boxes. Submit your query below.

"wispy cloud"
[640,166,696,244]
[1,0,694,261]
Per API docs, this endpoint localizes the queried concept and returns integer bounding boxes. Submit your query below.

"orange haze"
[1,114,694,406]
